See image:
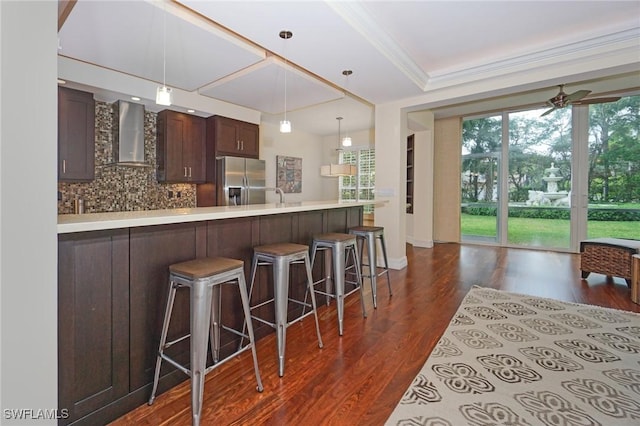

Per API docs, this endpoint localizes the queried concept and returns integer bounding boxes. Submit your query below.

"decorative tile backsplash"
[58,101,196,214]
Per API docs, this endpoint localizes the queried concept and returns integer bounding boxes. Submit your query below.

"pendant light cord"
[283,52,287,121]
[162,3,167,87]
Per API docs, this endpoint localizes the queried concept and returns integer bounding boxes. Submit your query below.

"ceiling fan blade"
[564,89,591,103]
[541,106,557,117]
[573,96,621,105]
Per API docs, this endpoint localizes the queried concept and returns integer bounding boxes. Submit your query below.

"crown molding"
[426,27,640,90]
[327,1,429,90]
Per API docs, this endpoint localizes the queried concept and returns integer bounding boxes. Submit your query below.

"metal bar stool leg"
[239,254,261,349]
[210,284,221,363]
[189,280,214,426]
[332,242,347,335]
[349,244,367,317]
[365,232,379,308]
[379,233,392,296]
[273,256,290,377]
[237,271,264,391]
[303,251,324,348]
[148,281,178,405]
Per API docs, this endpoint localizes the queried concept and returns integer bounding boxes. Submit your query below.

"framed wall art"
[276,155,302,193]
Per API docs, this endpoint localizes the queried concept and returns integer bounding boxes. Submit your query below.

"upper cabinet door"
[211,115,259,158]
[58,86,95,181]
[184,115,206,182]
[238,121,259,158]
[156,110,206,183]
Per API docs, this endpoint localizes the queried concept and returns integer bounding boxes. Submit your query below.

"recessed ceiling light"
[131,96,141,101]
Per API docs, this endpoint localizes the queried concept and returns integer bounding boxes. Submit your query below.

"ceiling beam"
[58,0,76,31]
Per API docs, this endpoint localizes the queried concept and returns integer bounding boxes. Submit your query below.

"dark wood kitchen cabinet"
[156,110,206,183]
[58,86,95,181]
[209,115,259,158]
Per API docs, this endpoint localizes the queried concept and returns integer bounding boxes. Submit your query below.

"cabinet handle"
[241,140,244,150]
[189,167,192,178]
[62,159,66,174]
[237,140,240,150]
[184,167,187,177]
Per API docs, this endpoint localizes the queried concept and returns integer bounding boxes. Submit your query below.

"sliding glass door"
[461,115,502,243]
[586,99,640,240]
[506,108,572,249]
[461,95,639,251]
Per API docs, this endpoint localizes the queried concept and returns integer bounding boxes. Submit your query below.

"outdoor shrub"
[463,203,640,221]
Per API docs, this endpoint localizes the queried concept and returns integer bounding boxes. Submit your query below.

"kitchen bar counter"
[58,200,376,233]
[58,200,371,425]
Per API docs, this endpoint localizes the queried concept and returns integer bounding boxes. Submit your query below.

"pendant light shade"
[279,120,292,133]
[156,86,172,106]
[320,163,357,177]
[279,30,293,133]
[341,136,352,147]
[320,117,357,177]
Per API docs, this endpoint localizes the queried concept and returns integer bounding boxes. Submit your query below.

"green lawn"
[461,213,640,248]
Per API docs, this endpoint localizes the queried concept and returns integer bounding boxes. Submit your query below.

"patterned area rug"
[386,286,640,426]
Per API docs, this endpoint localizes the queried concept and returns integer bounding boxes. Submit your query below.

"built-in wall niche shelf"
[406,134,414,214]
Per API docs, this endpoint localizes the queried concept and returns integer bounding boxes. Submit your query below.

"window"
[339,149,375,213]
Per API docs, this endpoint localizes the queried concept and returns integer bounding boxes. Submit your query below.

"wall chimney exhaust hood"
[112,100,148,166]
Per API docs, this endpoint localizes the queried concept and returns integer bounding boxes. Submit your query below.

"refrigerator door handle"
[243,175,249,205]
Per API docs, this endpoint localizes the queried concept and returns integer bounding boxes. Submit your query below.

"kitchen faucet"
[265,187,285,204]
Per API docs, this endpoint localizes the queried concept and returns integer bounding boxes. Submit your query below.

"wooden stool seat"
[253,243,309,257]
[170,257,244,279]
[313,233,357,243]
[349,226,384,233]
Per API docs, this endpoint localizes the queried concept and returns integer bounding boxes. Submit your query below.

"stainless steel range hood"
[112,100,147,166]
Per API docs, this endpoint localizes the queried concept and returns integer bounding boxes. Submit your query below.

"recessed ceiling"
[57,0,640,136]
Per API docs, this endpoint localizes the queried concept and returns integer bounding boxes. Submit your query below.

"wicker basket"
[580,238,640,287]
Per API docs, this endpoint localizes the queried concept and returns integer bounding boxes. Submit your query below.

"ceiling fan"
[541,84,621,116]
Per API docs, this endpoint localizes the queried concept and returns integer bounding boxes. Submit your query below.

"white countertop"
[58,200,378,234]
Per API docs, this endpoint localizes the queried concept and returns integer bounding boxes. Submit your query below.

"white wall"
[372,102,408,270]
[407,129,434,248]
[260,121,330,202]
[1,1,58,424]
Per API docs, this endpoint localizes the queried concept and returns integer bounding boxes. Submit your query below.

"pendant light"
[279,30,292,133]
[155,4,172,106]
[320,117,357,177]
[341,70,353,147]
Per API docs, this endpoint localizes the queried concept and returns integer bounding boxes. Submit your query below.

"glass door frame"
[570,105,589,252]
[461,151,503,244]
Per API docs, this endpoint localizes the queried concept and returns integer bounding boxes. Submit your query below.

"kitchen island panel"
[58,229,129,425]
[129,222,205,393]
[58,204,363,425]
[205,217,260,354]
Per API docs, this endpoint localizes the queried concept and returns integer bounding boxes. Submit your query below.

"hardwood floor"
[110,243,640,426]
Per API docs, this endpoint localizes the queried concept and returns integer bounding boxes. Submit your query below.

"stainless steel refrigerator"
[216,156,266,206]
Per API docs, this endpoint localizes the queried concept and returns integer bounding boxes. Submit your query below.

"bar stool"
[148,257,263,426]
[349,226,392,308]
[308,233,366,336]
[245,243,323,377]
